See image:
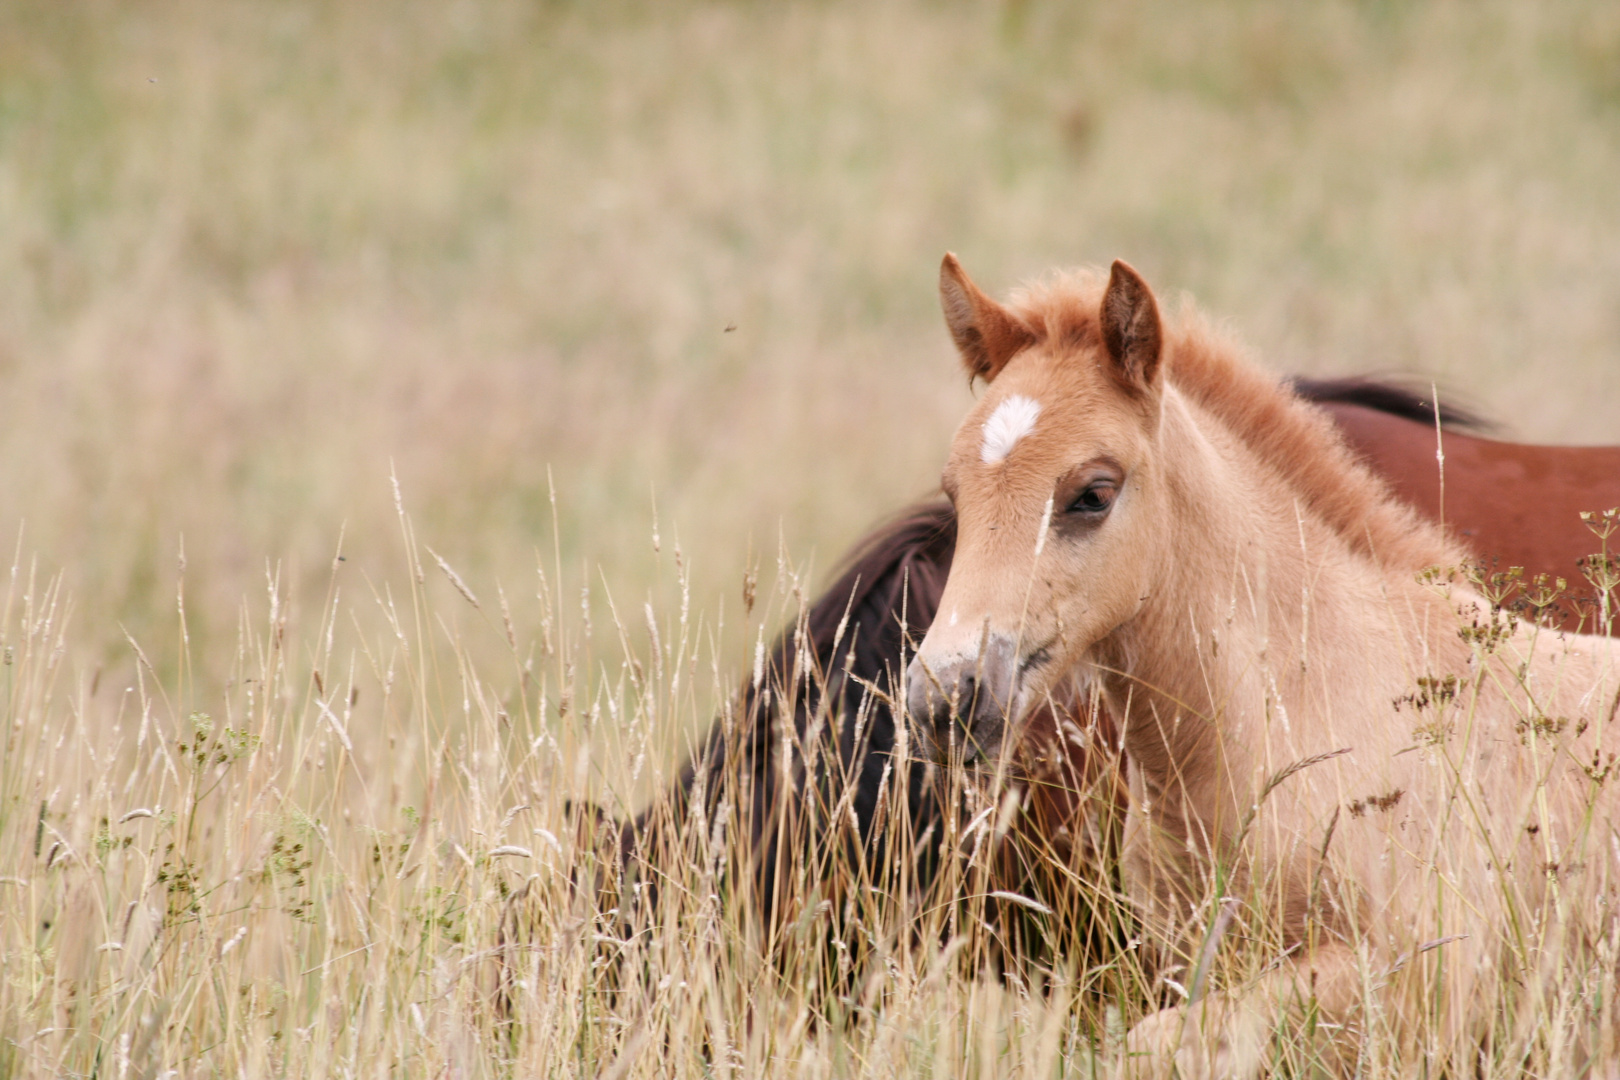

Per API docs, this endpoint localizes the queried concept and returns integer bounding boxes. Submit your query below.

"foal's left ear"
[1100,260,1163,393]
[940,253,1036,382]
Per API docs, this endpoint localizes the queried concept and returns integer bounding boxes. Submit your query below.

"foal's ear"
[1100,260,1163,393]
[939,253,1036,382]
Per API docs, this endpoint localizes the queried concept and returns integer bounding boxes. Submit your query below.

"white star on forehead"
[980,394,1041,464]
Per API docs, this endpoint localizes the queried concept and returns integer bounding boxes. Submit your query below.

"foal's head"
[906,255,1169,764]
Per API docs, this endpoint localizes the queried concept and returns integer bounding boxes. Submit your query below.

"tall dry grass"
[4,0,1620,1075]
[0,496,1142,1078]
[7,493,1620,1077]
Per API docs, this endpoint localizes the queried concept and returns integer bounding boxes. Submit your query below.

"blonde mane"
[1003,270,1459,573]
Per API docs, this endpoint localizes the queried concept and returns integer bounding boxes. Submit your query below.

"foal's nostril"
[953,674,979,731]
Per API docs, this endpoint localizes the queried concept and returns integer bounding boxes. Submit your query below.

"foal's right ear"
[940,253,1035,383]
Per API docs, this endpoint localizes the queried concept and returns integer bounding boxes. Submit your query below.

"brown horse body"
[1319,393,1620,604]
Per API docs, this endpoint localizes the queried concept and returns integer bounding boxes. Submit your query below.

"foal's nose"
[905,636,1017,763]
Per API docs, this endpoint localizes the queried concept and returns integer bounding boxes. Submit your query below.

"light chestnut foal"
[906,256,1620,1076]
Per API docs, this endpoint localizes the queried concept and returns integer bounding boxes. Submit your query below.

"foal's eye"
[1068,483,1116,515]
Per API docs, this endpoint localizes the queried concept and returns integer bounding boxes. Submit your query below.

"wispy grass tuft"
[9,483,1617,1076]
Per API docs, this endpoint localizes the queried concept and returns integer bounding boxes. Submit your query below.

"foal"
[907,256,1620,1075]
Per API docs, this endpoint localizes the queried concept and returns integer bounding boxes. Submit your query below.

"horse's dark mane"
[1291,375,1493,433]
[797,500,956,672]
[620,500,958,921]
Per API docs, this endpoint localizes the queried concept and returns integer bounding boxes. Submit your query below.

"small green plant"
[155,842,202,925]
[260,834,315,923]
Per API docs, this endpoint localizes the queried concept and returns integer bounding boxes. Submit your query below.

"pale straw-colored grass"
[0,495,1138,1078]
[7,500,1620,1077]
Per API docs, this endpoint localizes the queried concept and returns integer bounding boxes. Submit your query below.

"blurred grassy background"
[2,0,1619,673]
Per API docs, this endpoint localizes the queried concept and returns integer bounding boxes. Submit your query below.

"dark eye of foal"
[1068,483,1115,515]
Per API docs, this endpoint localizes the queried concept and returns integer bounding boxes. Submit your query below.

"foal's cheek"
[1057,537,1139,638]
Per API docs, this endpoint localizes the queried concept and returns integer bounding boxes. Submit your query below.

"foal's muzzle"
[905,636,1017,765]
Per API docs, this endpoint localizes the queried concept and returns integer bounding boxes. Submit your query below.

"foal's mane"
[1005,271,1459,573]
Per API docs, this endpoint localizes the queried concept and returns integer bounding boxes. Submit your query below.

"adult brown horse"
[906,255,1620,1075]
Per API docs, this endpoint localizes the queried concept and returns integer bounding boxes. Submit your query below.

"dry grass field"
[3,1,1620,1076]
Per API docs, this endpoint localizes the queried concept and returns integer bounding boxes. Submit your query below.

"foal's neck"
[1107,388,1413,765]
